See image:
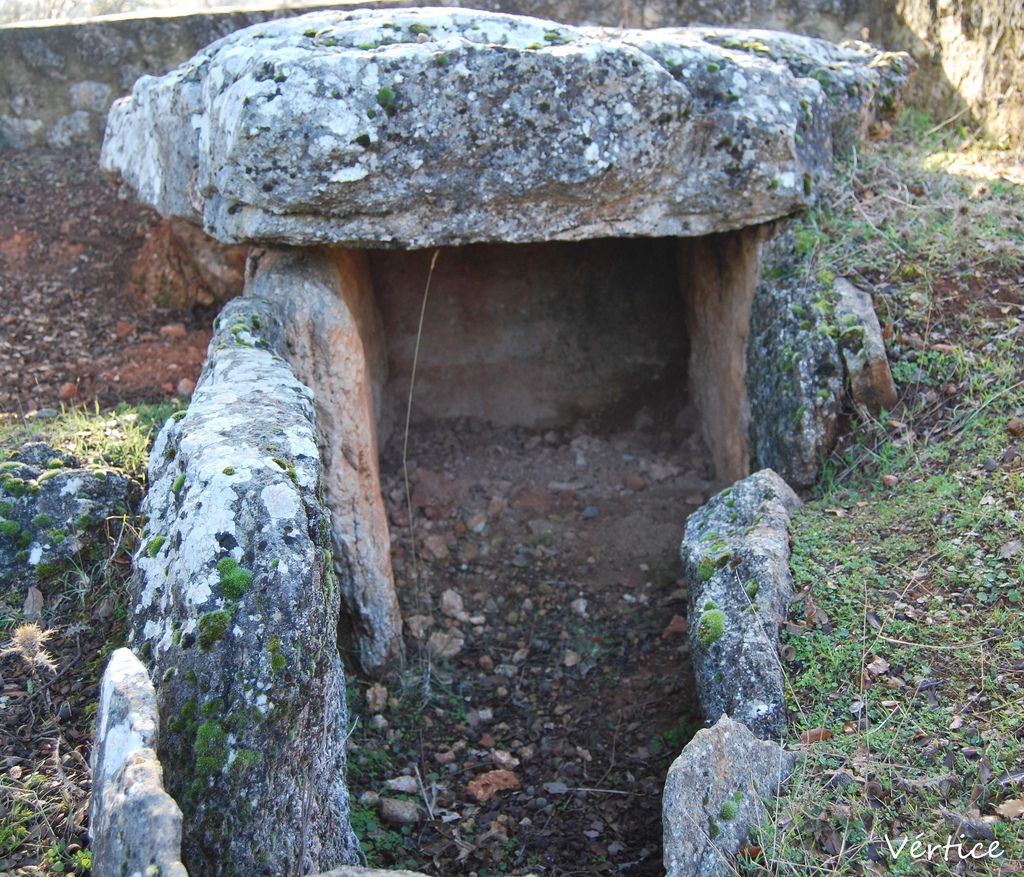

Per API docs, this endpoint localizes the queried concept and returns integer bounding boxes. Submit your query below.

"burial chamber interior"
[331,227,763,482]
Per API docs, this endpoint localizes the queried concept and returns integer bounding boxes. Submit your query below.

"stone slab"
[100,7,911,248]
[130,296,359,875]
[680,469,801,740]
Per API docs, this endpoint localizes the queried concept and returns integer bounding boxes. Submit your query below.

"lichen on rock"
[681,470,802,740]
[129,296,359,875]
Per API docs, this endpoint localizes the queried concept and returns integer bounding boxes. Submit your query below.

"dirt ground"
[0,145,714,875]
[0,146,214,417]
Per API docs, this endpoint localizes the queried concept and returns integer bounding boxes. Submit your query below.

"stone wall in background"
[0,0,1021,151]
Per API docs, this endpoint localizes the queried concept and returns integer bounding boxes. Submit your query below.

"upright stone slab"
[90,648,187,877]
[130,297,359,875]
[663,714,798,877]
[681,470,801,740]
[100,8,911,249]
[244,247,402,674]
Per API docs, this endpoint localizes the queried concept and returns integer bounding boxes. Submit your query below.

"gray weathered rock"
[663,714,798,877]
[130,297,359,875]
[833,276,898,416]
[0,443,141,585]
[681,469,801,740]
[747,226,843,490]
[243,247,401,675]
[90,648,187,877]
[101,8,911,248]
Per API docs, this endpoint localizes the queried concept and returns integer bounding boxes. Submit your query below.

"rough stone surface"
[746,226,842,490]
[833,276,898,416]
[681,469,801,740]
[100,8,910,248]
[129,217,249,308]
[679,227,764,483]
[130,296,359,875]
[663,714,798,877]
[313,869,431,877]
[244,247,402,674]
[90,648,187,877]
[0,442,141,585]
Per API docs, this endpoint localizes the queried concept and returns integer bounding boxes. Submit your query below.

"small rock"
[358,790,380,807]
[115,321,137,338]
[366,682,388,714]
[563,650,581,667]
[882,474,899,487]
[379,797,419,826]
[569,598,588,617]
[1008,417,1023,437]
[983,458,998,473]
[466,510,487,534]
[487,497,505,518]
[440,588,466,619]
[175,378,195,397]
[623,473,645,491]
[159,323,187,339]
[581,506,599,519]
[466,769,520,802]
[59,381,80,401]
[405,614,433,639]
[479,654,494,671]
[423,533,449,560]
[427,629,464,658]
[385,776,419,794]
[492,750,519,769]
[661,615,687,637]
[543,430,559,445]
[684,492,705,506]
[479,732,497,748]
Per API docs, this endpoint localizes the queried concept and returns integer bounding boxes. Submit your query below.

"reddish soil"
[0,146,215,416]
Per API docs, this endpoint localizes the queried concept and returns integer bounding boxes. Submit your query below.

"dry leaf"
[995,798,1024,820]
[866,656,890,677]
[466,769,519,802]
[1007,417,1023,437]
[803,596,830,627]
[825,507,848,517]
[998,540,1022,560]
[881,474,899,488]
[563,650,580,667]
[22,587,44,621]
[799,728,834,744]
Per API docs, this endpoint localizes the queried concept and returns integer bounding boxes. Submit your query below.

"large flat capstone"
[100,7,910,248]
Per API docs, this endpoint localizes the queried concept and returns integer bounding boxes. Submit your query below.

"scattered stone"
[581,506,599,519]
[882,474,900,487]
[440,588,466,619]
[1008,417,1023,437]
[479,654,494,671]
[115,320,136,338]
[158,323,186,339]
[569,598,588,618]
[175,378,195,397]
[428,629,465,659]
[380,797,420,827]
[366,682,388,714]
[423,533,450,560]
[0,442,141,586]
[90,649,187,877]
[833,277,899,415]
[58,381,79,400]
[405,614,433,640]
[466,769,520,803]
[466,510,487,534]
[479,732,497,748]
[486,497,505,519]
[385,775,419,794]
[623,473,646,491]
[681,470,802,740]
[129,297,359,875]
[661,615,687,638]
[663,715,798,877]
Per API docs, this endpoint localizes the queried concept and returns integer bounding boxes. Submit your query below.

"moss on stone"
[0,520,20,537]
[719,799,738,820]
[31,514,52,528]
[271,652,287,672]
[194,721,229,776]
[172,473,186,494]
[697,609,726,648]
[147,536,167,558]
[0,501,12,517]
[197,608,235,651]
[697,557,716,582]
